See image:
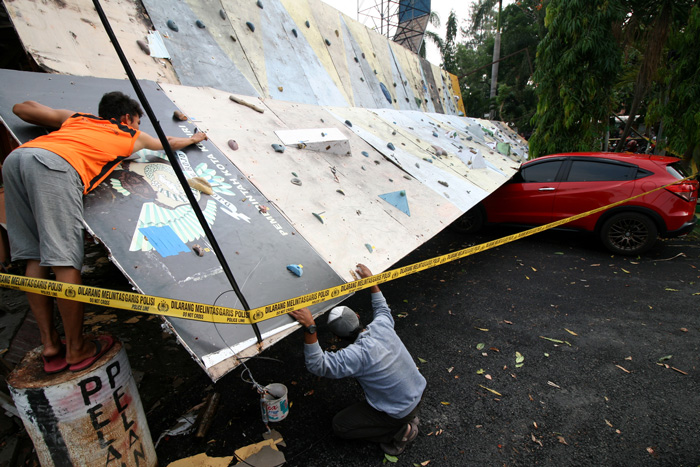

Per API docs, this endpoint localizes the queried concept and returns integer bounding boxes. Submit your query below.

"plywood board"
[0,70,347,381]
[185,0,264,97]
[160,83,464,280]
[259,0,347,106]
[140,0,258,97]
[325,106,493,209]
[3,0,179,83]
[279,0,349,104]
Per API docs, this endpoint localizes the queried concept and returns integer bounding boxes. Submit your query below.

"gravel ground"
[2,225,699,466]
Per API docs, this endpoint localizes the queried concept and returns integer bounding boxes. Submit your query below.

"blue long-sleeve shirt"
[304,291,426,418]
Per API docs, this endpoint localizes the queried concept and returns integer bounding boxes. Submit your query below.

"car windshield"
[667,162,690,180]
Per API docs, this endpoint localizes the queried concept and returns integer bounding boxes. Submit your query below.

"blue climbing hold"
[305,20,310,28]
[292,28,298,37]
[196,19,206,28]
[272,144,285,153]
[167,19,178,32]
[379,190,411,216]
[246,21,255,32]
[287,264,303,277]
[345,120,352,127]
[432,131,439,137]
[257,0,264,8]
[325,39,331,46]
[387,142,395,151]
[379,83,392,103]
[361,151,369,157]
[219,9,226,19]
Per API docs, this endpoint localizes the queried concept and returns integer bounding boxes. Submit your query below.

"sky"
[320,0,477,64]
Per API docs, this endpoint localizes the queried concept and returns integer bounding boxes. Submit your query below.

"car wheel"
[450,207,485,234]
[600,212,658,255]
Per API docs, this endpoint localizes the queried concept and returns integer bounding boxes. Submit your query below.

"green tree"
[649,4,700,168]
[529,0,624,158]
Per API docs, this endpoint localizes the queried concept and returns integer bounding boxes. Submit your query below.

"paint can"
[260,383,288,423]
[7,339,157,466]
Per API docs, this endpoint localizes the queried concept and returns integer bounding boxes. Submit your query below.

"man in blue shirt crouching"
[290,263,426,455]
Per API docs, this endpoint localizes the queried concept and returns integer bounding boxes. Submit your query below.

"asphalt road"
[4,225,699,466]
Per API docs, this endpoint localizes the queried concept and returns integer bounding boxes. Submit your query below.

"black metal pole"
[91,0,262,344]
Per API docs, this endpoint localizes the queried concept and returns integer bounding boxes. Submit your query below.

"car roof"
[531,152,680,165]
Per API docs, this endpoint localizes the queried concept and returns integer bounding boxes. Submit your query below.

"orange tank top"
[21,113,140,194]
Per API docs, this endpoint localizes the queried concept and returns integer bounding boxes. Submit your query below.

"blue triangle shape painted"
[379,190,410,216]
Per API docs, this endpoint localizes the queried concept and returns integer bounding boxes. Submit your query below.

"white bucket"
[260,383,289,423]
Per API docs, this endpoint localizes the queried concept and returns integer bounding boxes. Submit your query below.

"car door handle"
[539,187,555,191]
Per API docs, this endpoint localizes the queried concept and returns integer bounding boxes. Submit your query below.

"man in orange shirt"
[4,91,207,373]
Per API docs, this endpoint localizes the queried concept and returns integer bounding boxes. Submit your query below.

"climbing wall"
[2,0,465,113]
[0,0,531,380]
[0,70,349,381]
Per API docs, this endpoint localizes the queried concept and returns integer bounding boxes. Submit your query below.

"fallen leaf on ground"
[478,384,502,396]
[605,419,613,427]
[657,355,672,362]
[547,381,561,389]
[476,369,485,375]
[503,320,513,325]
[385,454,398,463]
[557,436,568,445]
[418,357,427,363]
[476,342,485,350]
[615,364,631,373]
[440,401,451,405]
[474,327,489,332]
[625,356,632,361]
[564,328,577,336]
[531,433,543,447]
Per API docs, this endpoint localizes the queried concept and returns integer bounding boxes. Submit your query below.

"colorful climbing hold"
[361,151,369,157]
[246,21,255,32]
[167,19,178,32]
[344,120,352,127]
[195,19,206,29]
[325,39,331,46]
[272,144,285,153]
[387,142,395,150]
[219,9,226,19]
[305,20,310,28]
[432,131,439,137]
[292,28,298,37]
[292,172,298,177]
[313,212,325,224]
[136,39,150,55]
[291,177,302,186]
[354,57,359,63]
[286,264,303,277]
[257,0,264,8]
[365,244,374,253]
[227,140,239,151]
[438,180,449,187]
[336,189,345,196]
[379,190,411,216]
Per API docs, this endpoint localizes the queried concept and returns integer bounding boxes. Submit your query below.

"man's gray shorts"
[3,147,85,270]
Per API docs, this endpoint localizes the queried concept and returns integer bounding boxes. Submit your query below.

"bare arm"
[289,308,318,344]
[133,130,208,153]
[356,263,380,293]
[13,101,75,129]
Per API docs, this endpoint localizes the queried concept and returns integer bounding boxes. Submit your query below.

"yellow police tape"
[0,177,693,325]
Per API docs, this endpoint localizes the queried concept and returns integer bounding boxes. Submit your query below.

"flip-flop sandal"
[69,335,115,372]
[42,352,68,374]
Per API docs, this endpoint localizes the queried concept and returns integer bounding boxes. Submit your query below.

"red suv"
[454,152,698,255]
